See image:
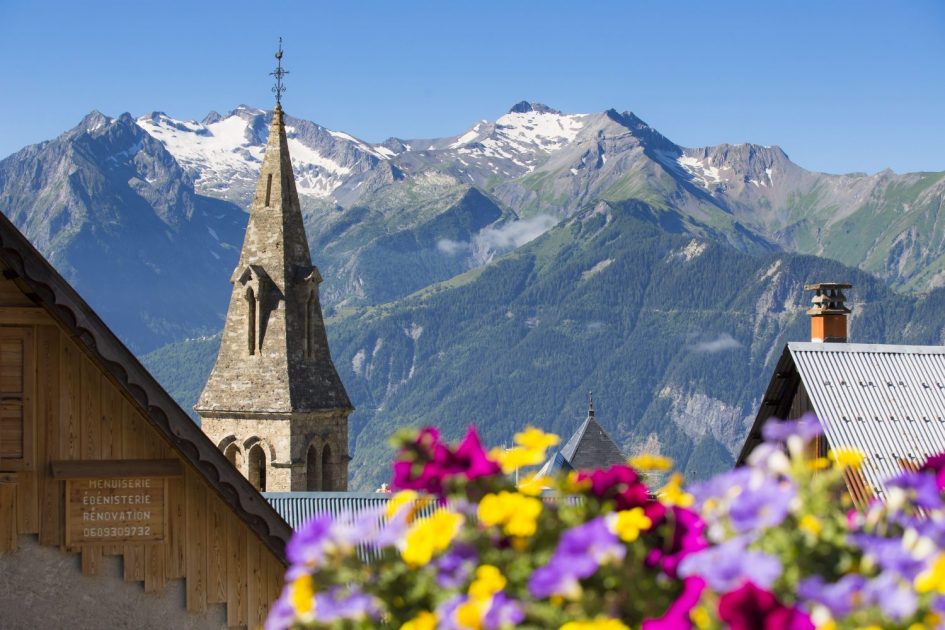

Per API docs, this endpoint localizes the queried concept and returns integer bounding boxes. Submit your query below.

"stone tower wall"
[201,410,349,493]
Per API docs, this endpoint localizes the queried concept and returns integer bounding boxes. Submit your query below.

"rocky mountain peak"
[77,110,113,134]
[508,101,561,115]
[201,111,223,125]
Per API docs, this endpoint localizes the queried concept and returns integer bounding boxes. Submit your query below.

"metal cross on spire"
[588,390,595,417]
[270,37,289,106]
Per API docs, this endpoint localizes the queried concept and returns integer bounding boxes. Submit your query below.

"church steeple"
[196,42,352,492]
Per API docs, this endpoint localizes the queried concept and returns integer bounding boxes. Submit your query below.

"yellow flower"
[799,514,823,537]
[289,574,315,617]
[514,426,560,451]
[690,606,711,629]
[386,489,419,519]
[400,611,437,630]
[401,510,464,567]
[493,446,545,474]
[518,472,551,496]
[628,454,673,471]
[559,619,631,630]
[816,620,837,630]
[565,470,591,492]
[659,473,694,508]
[478,491,543,538]
[828,447,865,469]
[468,565,507,599]
[808,457,830,471]
[456,598,488,630]
[916,554,945,594]
[491,427,561,474]
[608,507,653,542]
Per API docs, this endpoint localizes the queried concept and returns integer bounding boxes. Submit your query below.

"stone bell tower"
[196,43,352,492]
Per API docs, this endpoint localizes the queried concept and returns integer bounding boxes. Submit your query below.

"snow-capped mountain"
[137,105,394,206]
[3,99,945,355]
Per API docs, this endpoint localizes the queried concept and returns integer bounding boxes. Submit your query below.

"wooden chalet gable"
[0,213,292,629]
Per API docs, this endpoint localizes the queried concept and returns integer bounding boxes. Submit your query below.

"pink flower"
[646,507,707,578]
[392,426,500,498]
[922,452,945,491]
[642,576,706,630]
[718,582,813,630]
[576,464,651,510]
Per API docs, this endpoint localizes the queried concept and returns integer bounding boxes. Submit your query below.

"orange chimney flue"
[805,283,852,343]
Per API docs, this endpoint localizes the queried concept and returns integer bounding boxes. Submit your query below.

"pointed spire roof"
[540,399,625,475]
[196,104,351,415]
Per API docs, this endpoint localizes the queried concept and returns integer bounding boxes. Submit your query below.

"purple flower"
[285,514,335,579]
[436,543,477,589]
[483,592,525,629]
[886,470,944,510]
[529,517,625,598]
[849,533,926,579]
[863,572,917,621]
[762,413,823,443]
[678,537,782,592]
[314,588,380,623]
[727,476,795,533]
[691,468,753,505]
[797,575,866,617]
[264,589,295,630]
[692,468,795,534]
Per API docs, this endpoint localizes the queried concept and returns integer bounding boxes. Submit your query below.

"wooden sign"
[66,476,166,544]
[51,459,182,546]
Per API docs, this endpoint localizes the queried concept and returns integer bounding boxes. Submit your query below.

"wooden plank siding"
[0,308,287,628]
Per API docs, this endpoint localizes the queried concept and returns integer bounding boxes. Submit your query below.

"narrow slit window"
[305,292,316,358]
[265,173,272,207]
[246,288,257,355]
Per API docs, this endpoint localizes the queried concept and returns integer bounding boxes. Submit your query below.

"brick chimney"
[805,283,851,343]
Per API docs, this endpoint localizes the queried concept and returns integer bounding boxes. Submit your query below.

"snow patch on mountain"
[677,155,732,189]
[137,111,379,200]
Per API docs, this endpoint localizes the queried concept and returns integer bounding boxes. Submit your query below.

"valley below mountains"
[2,101,945,488]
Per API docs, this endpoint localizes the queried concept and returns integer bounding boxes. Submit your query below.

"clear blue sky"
[1,0,942,174]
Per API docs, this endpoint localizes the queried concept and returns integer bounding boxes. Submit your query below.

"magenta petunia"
[576,464,651,510]
[647,506,708,578]
[642,576,706,630]
[718,581,813,630]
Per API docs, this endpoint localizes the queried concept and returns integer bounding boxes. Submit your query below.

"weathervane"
[271,37,289,106]
[588,390,595,417]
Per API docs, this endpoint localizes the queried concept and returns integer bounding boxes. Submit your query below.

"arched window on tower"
[305,290,316,358]
[248,443,266,492]
[224,443,243,471]
[246,287,257,355]
[322,443,333,492]
[306,443,321,491]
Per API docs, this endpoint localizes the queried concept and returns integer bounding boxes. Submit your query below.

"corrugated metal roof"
[264,492,395,530]
[789,342,945,501]
[264,492,447,561]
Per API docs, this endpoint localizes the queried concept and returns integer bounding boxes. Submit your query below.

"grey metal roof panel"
[538,451,573,477]
[560,416,626,470]
[264,492,394,529]
[789,344,945,500]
